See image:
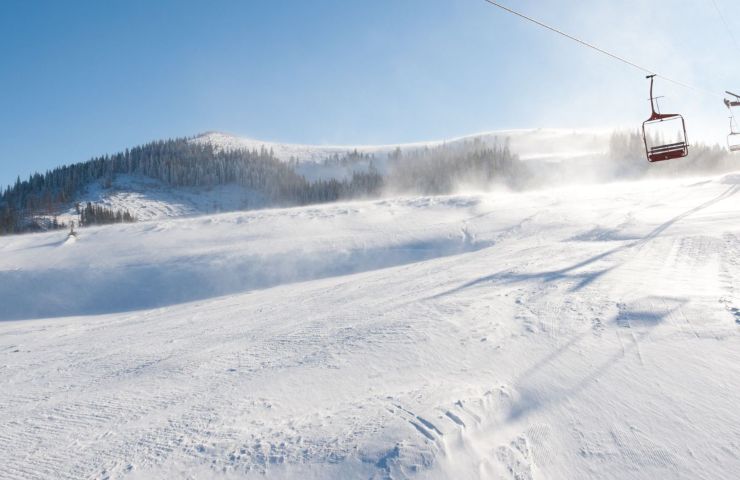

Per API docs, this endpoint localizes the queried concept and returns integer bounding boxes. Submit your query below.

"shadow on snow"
[429,184,739,299]
[506,296,686,422]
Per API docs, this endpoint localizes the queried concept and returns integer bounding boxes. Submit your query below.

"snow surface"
[59,174,266,223]
[1,173,740,479]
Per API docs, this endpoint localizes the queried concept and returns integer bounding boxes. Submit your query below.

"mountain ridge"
[192,128,612,163]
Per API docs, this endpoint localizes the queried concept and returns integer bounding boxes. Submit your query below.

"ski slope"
[1,173,740,479]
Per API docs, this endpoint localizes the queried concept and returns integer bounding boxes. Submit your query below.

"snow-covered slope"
[194,128,611,163]
[60,174,266,223]
[1,173,739,479]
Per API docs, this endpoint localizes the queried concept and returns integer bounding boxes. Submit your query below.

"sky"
[1,0,739,187]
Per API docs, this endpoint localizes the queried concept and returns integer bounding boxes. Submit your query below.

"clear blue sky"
[2,0,739,187]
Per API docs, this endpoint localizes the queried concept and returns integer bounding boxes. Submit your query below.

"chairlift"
[724,91,740,152]
[642,75,689,162]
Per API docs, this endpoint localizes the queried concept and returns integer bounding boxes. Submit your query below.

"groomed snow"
[1,173,740,479]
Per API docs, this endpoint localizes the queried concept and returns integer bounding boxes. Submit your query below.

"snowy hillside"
[1,172,739,479]
[47,128,610,223]
[194,128,611,164]
[60,174,266,223]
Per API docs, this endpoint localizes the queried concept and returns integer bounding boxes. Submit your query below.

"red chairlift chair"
[642,75,689,162]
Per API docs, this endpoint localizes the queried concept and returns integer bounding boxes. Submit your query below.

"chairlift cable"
[709,0,740,56]
[481,0,723,98]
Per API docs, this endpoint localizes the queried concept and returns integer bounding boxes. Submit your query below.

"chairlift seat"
[642,116,689,162]
[727,108,740,153]
[647,142,689,162]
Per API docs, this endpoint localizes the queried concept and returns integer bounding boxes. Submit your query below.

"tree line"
[79,202,136,226]
[607,130,735,178]
[385,138,527,194]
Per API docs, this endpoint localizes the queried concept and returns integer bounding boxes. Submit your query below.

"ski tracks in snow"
[385,386,560,480]
[720,233,740,325]
[2,174,740,479]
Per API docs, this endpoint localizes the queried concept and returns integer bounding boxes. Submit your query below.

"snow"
[1,172,740,479]
[60,174,266,223]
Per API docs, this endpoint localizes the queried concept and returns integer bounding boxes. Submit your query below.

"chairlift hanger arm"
[725,91,740,108]
[646,75,679,121]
